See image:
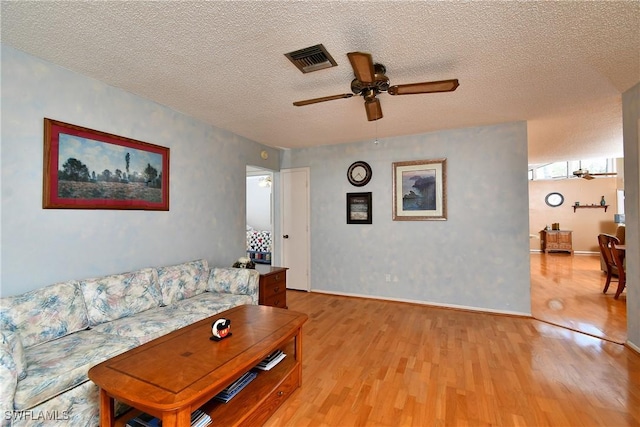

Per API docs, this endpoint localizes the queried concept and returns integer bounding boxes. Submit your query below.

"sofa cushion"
[170,292,253,319]
[157,259,209,305]
[13,330,138,411]
[79,268,162,326]
[0,281,89,348]
[90,306,204,345]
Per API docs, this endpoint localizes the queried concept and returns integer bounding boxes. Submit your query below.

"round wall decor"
[347,161,372,187]
[545,192,564,207]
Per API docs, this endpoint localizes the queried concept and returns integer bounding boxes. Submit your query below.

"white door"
[280,168,310,291]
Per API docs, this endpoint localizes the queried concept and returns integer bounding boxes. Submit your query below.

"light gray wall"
[282,122,531,314]
[0,45,279,296]
[622,82,640,350]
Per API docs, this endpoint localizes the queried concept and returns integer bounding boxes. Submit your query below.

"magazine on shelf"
[190,410,211,427]
[126,409,211,427]
[254,349,286,371]
[214,370,258,403]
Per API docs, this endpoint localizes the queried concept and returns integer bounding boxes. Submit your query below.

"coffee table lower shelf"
[202,355,299,426]
[113,347,299,427]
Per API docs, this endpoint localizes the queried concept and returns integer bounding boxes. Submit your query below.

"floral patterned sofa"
[0,259,259,427]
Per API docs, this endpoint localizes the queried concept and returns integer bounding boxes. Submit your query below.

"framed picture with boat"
[43,118,170,210]
[392,158,446,221]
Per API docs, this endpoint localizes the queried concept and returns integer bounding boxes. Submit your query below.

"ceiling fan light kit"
[293,51,459,122]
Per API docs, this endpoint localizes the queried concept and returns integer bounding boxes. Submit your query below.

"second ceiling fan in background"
[293,51,459,121]
[572,169,618,180]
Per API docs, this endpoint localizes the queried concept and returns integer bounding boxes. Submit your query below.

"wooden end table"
[88,305,307,427]
[255,265,288,308]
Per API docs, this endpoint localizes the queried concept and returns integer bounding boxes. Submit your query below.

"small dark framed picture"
[347,192,372,224]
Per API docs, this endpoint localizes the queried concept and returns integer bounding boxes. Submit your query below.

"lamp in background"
[258,176,272,188]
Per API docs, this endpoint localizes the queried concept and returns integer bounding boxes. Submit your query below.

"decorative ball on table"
[232,257,255,269]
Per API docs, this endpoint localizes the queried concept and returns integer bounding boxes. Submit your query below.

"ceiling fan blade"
[583,172,617,180]
[573,169,617,179]
[388,79,459,95]
[364,98,383,121]
[347,52,376,84]
[293,93,354,106]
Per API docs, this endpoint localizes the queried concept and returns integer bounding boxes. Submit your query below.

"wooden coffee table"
[88,304,307,427]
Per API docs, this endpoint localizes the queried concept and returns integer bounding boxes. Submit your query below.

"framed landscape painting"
[392,158,446,221]
[346,192,372,224]
[43,118,170,210]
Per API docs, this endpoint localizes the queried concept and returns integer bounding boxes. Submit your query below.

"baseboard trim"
[529,250,599,256]
[310,289,531,317]
[626,340,640,355]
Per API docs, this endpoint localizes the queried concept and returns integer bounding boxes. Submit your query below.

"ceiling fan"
[293,52,459,121]
[572,169,617,180]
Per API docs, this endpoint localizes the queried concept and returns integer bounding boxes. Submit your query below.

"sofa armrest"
[0,336,18,418]
[207,268,260,305]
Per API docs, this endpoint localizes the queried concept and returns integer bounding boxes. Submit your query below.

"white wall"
[282,122,531,315]
[0,45,280,296]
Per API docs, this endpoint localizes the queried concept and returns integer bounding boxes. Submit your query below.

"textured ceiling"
[1,1,639,165]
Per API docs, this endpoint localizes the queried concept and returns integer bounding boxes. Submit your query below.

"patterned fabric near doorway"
[247,227,272,264]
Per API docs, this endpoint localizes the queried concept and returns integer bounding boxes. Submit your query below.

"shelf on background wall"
[573,205,608,213]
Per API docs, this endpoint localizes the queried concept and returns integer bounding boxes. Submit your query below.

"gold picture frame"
[392,158,446,221]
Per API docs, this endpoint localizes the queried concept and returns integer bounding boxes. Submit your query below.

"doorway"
[246,166,274,266]
[527,164,626,343]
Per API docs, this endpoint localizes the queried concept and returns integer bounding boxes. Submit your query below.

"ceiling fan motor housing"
[350,63,390,96]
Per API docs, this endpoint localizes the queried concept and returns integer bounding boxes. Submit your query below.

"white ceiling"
[1,1,639,165]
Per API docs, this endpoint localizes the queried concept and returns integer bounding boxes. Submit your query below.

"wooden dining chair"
[610,238,626,299]
[597,234,620,295]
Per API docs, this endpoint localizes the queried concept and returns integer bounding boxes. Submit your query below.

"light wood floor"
[265,255,637,426]
[530,252,626,344]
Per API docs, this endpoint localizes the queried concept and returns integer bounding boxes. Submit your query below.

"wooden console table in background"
[256,265,288,309]
[541,229,573,254]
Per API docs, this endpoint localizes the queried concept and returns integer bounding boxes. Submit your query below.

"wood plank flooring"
[264,255,637,426]
[530,253,626,343]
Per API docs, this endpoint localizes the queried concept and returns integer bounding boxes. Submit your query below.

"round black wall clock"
[347,161,372,187]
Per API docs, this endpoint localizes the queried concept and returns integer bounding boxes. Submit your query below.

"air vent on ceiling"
[285,44,337,73]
